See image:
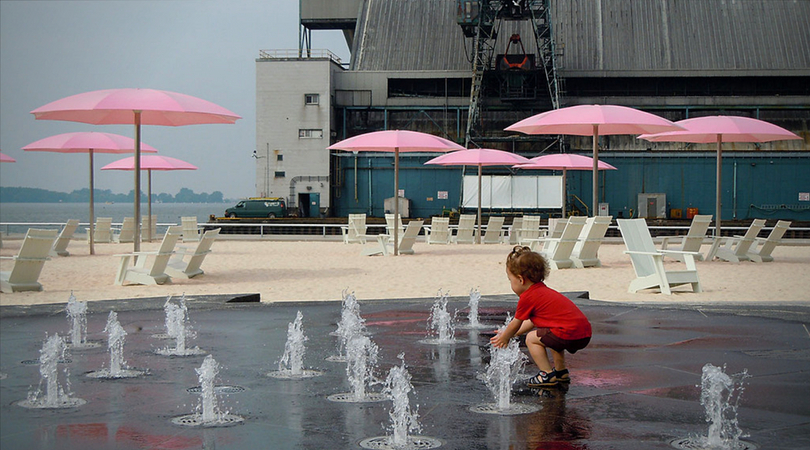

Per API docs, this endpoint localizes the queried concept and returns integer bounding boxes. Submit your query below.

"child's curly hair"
[506,246,549,283]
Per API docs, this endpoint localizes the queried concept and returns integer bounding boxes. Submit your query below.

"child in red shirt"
[490,246,592,386]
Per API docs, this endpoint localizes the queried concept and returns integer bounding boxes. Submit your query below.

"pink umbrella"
[23,132,158,254]
[505,104,683,216]
[31,88,240,251]
[639,115,801,237]
[514,153,618,217]
[102,155,198,241]
[425,148,530,243]
[0,151,16,163]
[328,130,465,255]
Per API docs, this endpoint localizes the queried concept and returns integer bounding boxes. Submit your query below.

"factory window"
[277,154,283,161]
[274,171,286,178]
[305,93,319,105]
[298,129,323,139]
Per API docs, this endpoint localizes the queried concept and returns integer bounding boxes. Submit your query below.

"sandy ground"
[1,236,809,307]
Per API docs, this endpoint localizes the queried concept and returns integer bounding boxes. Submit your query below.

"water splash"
[330,289,367,362]
[66,292,87,347]
[87,311,145,378]
[156,295,206,356]
[18,334,85,409]
[671,364,755,450]
[268,311,322,379]
[458,287,490,329]
[419,290,461,345]
[172,355,244,427]
[328,335,385,403]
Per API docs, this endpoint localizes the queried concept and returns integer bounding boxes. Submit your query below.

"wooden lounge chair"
[115,217,136,243]
[385,213,405,237]
[90,217,113,244]
[141,215,158,242]
[534,216,587,270]
[341,214,368,244]
[454,214,476,244]
[482,216,505,244]
[51,219,80,257]
[660,214,712,261]
[709,219,766,263]
[527,217,569,252]
[363,220,423,256]
[618,219,701,295]
[181,216,201,242]
[115,226,181,286]
[571,216,612,268]
[747,220,791,263]
[1,228,58,292]
[165,228,220,279]
[426,217,451,244]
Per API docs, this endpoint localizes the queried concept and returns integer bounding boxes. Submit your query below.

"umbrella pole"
[477,164,482,244]
[592,125,598,217]
[715,134,722,239]
[393,147,400,256]
[89,150,95,255]
[134,111,142,252]
[562,168,567,218]
[147,170,152,242]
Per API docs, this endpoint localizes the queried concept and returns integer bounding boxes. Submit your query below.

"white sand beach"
[2,236,809,307]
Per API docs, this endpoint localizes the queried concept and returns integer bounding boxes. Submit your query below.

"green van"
[225,198,287,218]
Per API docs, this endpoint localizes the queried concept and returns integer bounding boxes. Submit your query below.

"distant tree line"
[0,187,227,203]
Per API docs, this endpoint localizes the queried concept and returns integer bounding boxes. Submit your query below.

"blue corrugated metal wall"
[334,153,810,220]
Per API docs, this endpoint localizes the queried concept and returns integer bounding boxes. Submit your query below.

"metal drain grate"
[266,369,323,379]
[327,392,387,403]
[187,385,246,394]
[469,403,541,415]
[171,413,244,427]
[20,359,71,365]
[359,436,442,449]
[669,438,757,450]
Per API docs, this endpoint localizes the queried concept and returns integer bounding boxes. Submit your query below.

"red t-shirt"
[514,282,592,340]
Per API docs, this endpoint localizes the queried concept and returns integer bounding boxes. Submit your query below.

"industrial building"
[255,0,809,221]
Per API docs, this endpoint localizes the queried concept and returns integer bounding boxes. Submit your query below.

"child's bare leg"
[525,331,553,373]
[550,349,566,371]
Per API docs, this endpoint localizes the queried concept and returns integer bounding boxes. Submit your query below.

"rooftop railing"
[258,49,342,65]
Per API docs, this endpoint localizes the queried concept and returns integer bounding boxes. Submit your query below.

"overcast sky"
[0,0,350,199]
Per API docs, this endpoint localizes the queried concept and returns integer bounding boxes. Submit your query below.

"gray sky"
[0,0,349,199]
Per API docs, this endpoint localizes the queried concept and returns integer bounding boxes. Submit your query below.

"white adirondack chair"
[535,216,587,270]
[426,217,451,244]
[508,217,523,245]
[141,215,158,242]
[454,214,476,244]
[661,214,712,261]
[747,220,791,263]
[341,214,368,244]
[364,220,423,256]
[115,226,181,286]
[571,216,612,268]
[482,216,505,244]
[181,216,201,242]
[710,219,766,263]
[618,219,702,295]
[1,228,58,292]
[90,217,113,244]
[115,217,136,243]
[165,228,220,279]
[527,217,569,252]
[518,216,542,246]
[51,219,80,257]
[385,214,405,237]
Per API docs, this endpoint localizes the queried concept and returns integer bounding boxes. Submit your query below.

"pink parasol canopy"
[0,151,16,163]
[514,153,617,217]
[23,132,158,254]
[425,148,530,242]
[639,115,801,237]
[31,88,240,251]
[102,155,197,241]
[328,130,464,255]
[506,104,683,216]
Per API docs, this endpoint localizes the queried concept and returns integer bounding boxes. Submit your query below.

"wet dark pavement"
[1,294,808,450]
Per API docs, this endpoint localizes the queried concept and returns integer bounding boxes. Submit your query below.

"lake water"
[0,202,228,234]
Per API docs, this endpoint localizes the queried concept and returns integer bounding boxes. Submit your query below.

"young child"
[490,246,592,387]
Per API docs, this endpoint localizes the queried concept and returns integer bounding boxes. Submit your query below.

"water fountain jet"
[267,311,323,379]
[87,311,145,379]
[17,334,85,409]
